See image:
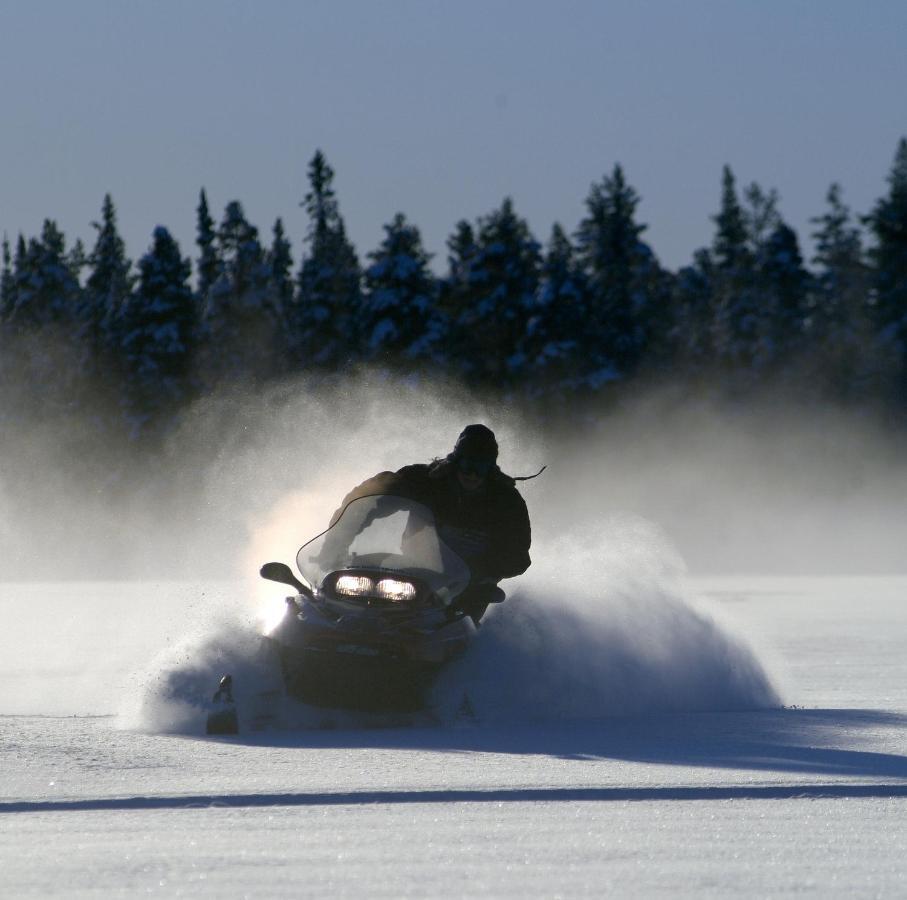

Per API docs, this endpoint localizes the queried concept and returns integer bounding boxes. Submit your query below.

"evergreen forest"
[3,140,907,449]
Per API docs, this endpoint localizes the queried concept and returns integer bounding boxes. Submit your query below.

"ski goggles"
[456,456,494,478]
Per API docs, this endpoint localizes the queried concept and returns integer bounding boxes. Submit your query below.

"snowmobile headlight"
[334,575,374,596]
[375,578,417,603]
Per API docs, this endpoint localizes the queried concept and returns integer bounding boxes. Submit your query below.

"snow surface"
[2,575,907,896]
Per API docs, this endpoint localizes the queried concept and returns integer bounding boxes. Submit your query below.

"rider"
[329,424,532,623]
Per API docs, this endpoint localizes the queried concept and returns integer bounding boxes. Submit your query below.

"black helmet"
[452,424,498,462]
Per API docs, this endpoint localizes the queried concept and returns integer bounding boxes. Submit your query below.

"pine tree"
[708,167,759,372]
[713,166,750,270]
[266,218,294,318]
[84,194,132,361]
[434,221,480,375]
[214,200,268,304]
[0,237,13,318]
[360,212,442,367]
[1,223,85,422]
[195,189,220,307]
[439,220,478,318]
[812,184,868,329]
[117,227,198,434]
[742,182,781,255]
[13,235,26,287]
[8,220,81,329]
[865,137,907,396]
[68,239,88,286]
[575,164,664,384]
[0,237,15,407]
[199,200,280,383]
[288,150,361,370]
[451,198,541,387]
[755,221,811,366]
[518,223,589,400]
[671,247,716,374]
[738,181,804,373]
[807,183,882,401]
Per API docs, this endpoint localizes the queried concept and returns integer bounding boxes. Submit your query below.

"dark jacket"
[329,460,531,581]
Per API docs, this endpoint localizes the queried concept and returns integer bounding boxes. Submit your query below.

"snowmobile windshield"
[296,495,472,606]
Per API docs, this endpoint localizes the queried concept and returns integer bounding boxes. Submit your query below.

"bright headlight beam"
[335,575,374,596]
[375,579,417,602]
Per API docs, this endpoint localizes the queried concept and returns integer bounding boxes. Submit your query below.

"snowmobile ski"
[206,674,239,735]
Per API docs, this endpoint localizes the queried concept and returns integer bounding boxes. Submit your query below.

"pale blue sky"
[2,0,905,273]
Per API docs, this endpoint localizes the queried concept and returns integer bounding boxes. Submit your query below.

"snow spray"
[433,516,782,723]
[115,379,783,733]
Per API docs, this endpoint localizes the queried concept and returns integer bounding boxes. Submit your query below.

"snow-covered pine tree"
[117,227,198,436]
[806,183,886,401]
[517,223,588,401]
[4,235,27,327]
[0,236,17,417]
[9,236,26,307]
[0,221,86,418]
[265,218,295,356]
[450,198,540,388]
[0,237,13,319]
[201,200,278,383]
[812,184,868,331]
[439,220,478,319]
[214,200,268,303]
[67,239,87,286]
[708,166,760,375]
[434,221,480,375]
[742,182,781,255]
[195,189,220,312]
[671,248,717,376]
[360,212,442,368]
[288,150,361,371]
[713,167,750,271]
[8,220,81,329]
[84,194,133,365]
[865,137,907,402]
[755,221,811,368]
[267,218,294,309]
[574,165,664,387]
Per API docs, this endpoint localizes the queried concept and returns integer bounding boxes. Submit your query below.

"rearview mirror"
[260,561,307,594]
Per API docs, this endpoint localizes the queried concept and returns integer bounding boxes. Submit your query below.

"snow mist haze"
[3,377,906,584]
[550,393,907,576]
[5,375,907,724]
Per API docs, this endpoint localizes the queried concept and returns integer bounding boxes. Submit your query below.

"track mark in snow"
[7,783,907,815]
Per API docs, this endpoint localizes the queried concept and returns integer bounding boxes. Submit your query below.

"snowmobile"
[207,494,497,734]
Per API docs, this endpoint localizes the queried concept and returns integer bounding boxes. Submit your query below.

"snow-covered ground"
[3,575,907,897]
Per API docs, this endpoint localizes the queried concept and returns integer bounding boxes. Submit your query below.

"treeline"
[2,140,907,443]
